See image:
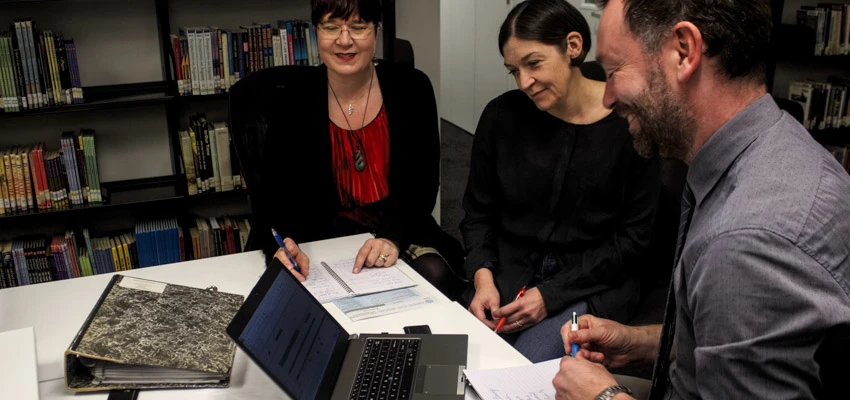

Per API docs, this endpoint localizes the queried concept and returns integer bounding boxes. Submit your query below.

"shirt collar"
[687,94,781,206]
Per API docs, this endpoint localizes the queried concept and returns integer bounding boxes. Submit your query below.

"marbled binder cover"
[64,275,245,391]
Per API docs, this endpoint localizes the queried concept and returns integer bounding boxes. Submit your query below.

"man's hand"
[468,269,500,329]
[491,287,548,334]
[562,315,660,368]
[553,355,629,400]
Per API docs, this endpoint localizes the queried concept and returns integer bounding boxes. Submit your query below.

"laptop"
[227,257,468,400]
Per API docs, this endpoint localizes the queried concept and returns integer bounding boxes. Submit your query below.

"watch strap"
[594,384,633,400]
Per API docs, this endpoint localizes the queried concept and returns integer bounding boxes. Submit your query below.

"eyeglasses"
[317,23,375,40]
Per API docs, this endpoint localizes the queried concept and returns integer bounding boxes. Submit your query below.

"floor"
[439,119,473,243]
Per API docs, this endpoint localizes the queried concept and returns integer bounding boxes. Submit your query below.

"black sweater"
[461,90,661,322]
[229,62,462,265]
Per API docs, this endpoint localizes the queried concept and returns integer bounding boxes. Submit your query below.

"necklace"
[329,69,374,173]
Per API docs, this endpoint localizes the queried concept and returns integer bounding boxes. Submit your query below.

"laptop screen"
[232,262,348,399]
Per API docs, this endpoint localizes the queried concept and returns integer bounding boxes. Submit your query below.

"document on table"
[302,258,416,303]
[463,358,560,400]
[0,327,40,400]
[333,287,436,321]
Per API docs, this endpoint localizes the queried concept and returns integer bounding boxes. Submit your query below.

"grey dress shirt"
[669,94,850,399]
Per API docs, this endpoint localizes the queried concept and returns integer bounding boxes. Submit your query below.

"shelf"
[0,175,183,223]
[0,81,173,119]
[810,128,850,146]
[186,188,248,200]
[773,24,850,66]
[0,176,250,224]
[176,92,230,102]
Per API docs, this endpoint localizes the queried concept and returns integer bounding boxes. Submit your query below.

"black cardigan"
[461,90,661,322]
[229,62,461,264]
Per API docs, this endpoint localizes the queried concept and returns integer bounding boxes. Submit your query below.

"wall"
[439,0,602,134]
[396,0,443,222]
[396,0,441,103]
[439,0,476,133]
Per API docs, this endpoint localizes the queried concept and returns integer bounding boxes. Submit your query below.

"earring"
[373,56,379,66]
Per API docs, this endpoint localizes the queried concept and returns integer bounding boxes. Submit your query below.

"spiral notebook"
[302,258,416,303]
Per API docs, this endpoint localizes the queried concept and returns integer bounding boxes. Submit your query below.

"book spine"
[171,34,183,96]
[20,147,34,210]
[23,20,44,107]
[46,31,62,106]
[37,35,52,106]
[67,275,122,351]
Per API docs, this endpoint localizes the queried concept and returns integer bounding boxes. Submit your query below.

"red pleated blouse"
[328,105,390,229]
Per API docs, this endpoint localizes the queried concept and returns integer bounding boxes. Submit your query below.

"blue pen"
[271,228,301,273]
[570,312,580,357]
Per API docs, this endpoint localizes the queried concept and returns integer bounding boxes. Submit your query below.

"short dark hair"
[498,0,591,66]
[311,0,382,27]
[596,0,772,83]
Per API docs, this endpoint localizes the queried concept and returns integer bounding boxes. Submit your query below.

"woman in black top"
[462,0,661,361]
[229,0,464,298]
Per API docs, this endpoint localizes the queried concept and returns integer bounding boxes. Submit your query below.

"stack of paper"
[463,358,560,400]
[0,327,40,400]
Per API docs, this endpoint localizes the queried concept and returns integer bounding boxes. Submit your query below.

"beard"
[617,64,695,161]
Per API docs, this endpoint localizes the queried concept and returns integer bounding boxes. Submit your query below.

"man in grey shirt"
[553,0,850,399]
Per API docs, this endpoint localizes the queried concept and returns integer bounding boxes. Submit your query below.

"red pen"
[494,285,527,333]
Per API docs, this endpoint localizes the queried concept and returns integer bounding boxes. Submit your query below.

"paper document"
[0,327,40,400]
[333,287,436,321]
[302,258,416,303]
[463,358,560,400]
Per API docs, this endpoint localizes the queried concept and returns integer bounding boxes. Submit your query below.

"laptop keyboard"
[350,338,421,400]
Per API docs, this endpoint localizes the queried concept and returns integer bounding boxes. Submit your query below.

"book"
[64,275,244,391]
[302,257,417,303]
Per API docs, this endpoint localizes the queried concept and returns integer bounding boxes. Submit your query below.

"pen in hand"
[570,312,579,357]
[271,228,301,274]
[494,285,527,333]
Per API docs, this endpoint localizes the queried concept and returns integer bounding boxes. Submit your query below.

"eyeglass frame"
[316,21,380,40]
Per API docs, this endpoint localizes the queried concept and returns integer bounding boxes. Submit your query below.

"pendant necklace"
[329,69,374,173]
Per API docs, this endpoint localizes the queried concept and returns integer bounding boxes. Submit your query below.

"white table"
[0,233,530,399]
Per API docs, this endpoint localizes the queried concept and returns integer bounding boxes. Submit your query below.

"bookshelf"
[0,0,398,288]
[769,0,850,152]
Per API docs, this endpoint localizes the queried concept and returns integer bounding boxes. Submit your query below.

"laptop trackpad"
[415,365,465,395]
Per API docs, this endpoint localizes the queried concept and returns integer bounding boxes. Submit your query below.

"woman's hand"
[468,269,501,329]
[491,288,548,334]
[273,238,311,282]
[353,238,399,273]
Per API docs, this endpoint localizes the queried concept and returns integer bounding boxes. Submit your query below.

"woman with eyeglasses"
[230,0,465,299]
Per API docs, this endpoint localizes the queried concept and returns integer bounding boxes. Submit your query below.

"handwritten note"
[301,258,416,303]
[324,258,415,295]
[464,358,560,400]
[301,261,352,303]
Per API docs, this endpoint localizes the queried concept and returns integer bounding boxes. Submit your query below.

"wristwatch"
[594,385,633,400]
